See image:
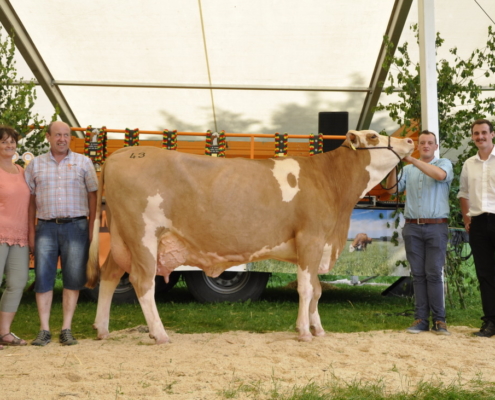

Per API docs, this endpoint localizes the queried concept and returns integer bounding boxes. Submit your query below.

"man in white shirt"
[458,118,495,337]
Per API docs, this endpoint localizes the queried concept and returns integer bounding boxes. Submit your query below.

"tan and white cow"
[349,233,373,252]
[86,130,414,344]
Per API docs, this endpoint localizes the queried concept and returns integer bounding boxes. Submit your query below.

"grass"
[9,271,483,339]
[217,368,495,399]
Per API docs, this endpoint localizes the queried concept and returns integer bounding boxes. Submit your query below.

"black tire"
[81,273,138,304]
[81,272,181,304]
[154,272,181,300]
[183,271,270,303]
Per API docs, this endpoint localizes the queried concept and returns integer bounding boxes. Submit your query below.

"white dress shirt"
[458,145,495,216]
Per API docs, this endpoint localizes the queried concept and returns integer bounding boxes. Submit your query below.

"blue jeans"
[34,218,89,292]
[402,223,448,323]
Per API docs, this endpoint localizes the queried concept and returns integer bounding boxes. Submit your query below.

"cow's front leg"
[93,252,124,339]
[295,265,323,341]
[308,269,325,337]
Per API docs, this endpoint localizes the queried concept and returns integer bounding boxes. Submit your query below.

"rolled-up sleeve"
[83,157,98,192]
[436,158,454,183]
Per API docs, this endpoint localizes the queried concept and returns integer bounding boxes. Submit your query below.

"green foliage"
[377,24,495,154]
[0,27,57,163]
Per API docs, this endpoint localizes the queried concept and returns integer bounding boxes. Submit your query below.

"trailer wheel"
[81,273,137,304]
[183,271,269,303]
[82,272,181,304]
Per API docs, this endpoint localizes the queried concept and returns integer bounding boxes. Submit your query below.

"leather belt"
[405,218,448,224]
[39,216,87,224]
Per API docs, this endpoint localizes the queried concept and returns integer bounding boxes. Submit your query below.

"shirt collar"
[475,145,495,161]
[419,156,438,164]
[48,148,72,162]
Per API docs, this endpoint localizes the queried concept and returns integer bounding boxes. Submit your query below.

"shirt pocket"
[66,165,85,185]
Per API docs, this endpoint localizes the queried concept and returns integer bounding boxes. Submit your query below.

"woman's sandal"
[0,332,27,346]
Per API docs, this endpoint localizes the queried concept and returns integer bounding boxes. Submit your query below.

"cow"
[349,233,373,252]
[86,130,414,344]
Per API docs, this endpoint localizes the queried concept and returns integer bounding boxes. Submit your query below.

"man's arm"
[88,191,97,242]
[28,194,37,253]
[403,155,447,181]
[460,197,471,233]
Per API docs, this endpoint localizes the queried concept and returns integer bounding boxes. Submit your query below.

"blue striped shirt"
[398,157,453,219]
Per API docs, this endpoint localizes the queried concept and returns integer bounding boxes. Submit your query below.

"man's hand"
[28,230,35,254]
[463,215,471,233]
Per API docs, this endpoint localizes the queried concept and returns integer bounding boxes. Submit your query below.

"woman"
[0,126,30,348]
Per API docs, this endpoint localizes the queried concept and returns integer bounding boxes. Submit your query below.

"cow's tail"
[85,163,105,289]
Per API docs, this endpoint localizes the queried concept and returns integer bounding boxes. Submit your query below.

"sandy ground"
[1,324,493,399]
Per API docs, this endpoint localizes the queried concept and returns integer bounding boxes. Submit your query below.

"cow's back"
[103,147,340,267]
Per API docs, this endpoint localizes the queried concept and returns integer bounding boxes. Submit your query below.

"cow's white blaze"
[142,193,172,262]
[271,158,301,202]
[318,244,332,273]
[359,148,397,198]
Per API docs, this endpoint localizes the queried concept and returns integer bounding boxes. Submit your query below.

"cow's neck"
[314,146,393,206]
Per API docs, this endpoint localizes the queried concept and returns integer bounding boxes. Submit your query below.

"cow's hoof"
[93,324,110,339]
[154,336,171,345]
[96,332,110,340]
[310,326,325,337]
[297,334,313,342]
[149,332,171,344]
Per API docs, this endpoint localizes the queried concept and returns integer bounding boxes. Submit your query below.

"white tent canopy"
[0,0,493,138]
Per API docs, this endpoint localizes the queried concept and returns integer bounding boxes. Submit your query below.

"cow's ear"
[347,131,360,147]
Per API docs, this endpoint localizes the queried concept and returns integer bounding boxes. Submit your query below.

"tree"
[0,27,57,163]
[377,25,495,155]
[376,25,495,307]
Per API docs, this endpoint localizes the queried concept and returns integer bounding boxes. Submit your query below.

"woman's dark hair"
[0,125,19,144]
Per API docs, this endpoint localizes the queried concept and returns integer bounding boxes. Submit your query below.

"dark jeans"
[469,213,495,323]
[34,218,89,293]
[402,223,448,323]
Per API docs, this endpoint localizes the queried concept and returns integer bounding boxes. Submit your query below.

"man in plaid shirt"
[25,121,98,346]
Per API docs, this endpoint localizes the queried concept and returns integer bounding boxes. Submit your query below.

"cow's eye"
[370,134,377,139]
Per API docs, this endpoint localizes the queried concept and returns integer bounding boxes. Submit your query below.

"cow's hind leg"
[132,277,170,344]
[93,251,125,339]
[128,248,170,344]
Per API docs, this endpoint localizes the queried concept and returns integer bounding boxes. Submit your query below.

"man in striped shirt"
[25,121,98,346]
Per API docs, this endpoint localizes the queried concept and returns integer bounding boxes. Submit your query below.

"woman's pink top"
[0,165,30,247]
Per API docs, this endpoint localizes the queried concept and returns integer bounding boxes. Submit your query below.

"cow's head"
[349,244,355,253]
[346,130,414,156]
[345,130,414,197]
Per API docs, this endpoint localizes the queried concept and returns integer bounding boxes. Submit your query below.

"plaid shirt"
[25,150,98,219]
